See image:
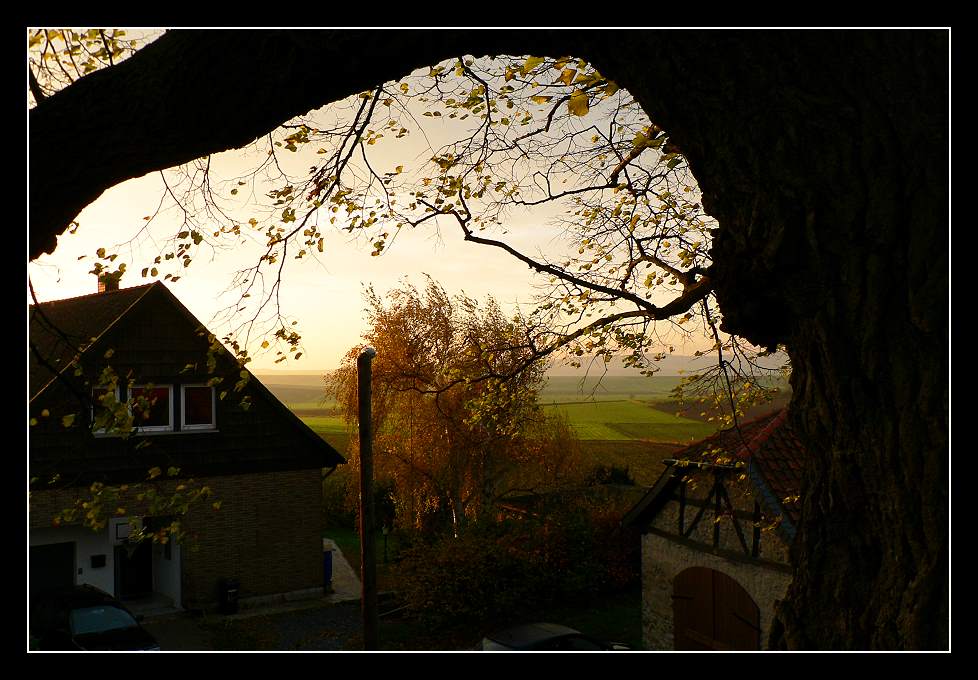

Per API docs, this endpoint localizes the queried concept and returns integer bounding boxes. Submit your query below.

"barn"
[622,409,806,650]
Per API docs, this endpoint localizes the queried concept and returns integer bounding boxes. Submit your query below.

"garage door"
[673,566,760,650]
[29,542,76,594]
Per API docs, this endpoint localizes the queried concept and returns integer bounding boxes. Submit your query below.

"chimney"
[97,273,120,293]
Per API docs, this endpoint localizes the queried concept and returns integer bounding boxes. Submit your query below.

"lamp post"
[357,346,377,650]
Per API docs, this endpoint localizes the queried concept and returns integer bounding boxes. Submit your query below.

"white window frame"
[180,384,217,431]
[90,385,121,434]
[129,384,174,433]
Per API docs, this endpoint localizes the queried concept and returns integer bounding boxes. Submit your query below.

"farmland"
[256,371,790,486]
[545,399,715,443]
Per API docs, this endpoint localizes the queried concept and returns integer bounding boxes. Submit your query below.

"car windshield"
[69,605,138,635]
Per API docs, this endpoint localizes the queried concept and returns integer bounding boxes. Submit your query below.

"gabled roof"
[29,281,345,475]
[623,408,807,541]
[29,283,157,400]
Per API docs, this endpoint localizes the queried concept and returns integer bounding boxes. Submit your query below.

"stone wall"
[641,532,792,650]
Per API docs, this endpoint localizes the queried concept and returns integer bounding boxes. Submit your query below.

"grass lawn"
[325,526,403,593]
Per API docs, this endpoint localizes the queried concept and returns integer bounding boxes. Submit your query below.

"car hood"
[74,626,159,651]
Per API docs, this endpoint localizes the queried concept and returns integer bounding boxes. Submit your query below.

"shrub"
[322,470,356,530]
[396,495,640,627]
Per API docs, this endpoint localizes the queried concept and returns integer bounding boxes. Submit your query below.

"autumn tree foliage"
[327,278,585,535]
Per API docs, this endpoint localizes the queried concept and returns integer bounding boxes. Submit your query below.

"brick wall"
[178,468,323,609]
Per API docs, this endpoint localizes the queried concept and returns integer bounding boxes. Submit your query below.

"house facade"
[28,281,344,613]
[623,409,806,650]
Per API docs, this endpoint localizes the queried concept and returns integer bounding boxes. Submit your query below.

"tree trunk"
[28,29,948,649]
[581,30,949,650]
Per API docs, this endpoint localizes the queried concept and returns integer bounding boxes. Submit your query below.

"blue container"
[323,549,333,591]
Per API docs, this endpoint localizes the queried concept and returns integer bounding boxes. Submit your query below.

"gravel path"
[267,600,363,650]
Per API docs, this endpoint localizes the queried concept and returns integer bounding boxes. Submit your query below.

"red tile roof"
[625,409,809,539]
[679,408,807,531]
[743,410,807,527]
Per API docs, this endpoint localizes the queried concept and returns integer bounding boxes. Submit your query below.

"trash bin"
[323,549,333,592]
[219,578,239,614]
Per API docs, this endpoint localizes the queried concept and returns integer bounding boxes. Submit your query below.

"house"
[28,280,345,614]
[622,409,806,650]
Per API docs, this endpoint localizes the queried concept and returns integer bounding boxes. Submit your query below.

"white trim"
[180,384,217,431]
[130,384,174,432]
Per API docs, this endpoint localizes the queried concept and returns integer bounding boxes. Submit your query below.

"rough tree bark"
[28,29,948,649]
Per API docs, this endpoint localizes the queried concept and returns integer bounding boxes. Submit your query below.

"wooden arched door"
[673,567,761,650]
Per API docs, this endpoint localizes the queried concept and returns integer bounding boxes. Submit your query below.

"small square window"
[130,385,173,432]
[181,385,216,430]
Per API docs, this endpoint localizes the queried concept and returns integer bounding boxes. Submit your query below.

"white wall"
[30,525,116,595]
[152,541,181,606]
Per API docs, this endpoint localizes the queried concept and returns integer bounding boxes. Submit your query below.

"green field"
[287,371,784,483]
[299,398,717,485]
[545,399,715,444]
[300,414,350,454]
[301,400,712,447]
[540,374,789,405]
[540,375,685,403]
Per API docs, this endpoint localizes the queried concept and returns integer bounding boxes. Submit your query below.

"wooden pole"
[357,346,378,650]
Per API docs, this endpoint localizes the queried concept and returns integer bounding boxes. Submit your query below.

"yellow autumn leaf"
[559,68,577,86]
[567,90,589,117]
[521,56,545,75]
[530,95,552,105]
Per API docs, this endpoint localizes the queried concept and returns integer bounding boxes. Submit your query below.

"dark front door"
[30,542,75,594]
[116,539,153,599]
[673,567,761,650]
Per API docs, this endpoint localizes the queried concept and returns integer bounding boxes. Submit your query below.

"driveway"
[143,538,364,651]
[144,598,364,651]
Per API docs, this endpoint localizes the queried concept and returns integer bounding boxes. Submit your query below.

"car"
[29,584,160,651]
[480,622,631,651]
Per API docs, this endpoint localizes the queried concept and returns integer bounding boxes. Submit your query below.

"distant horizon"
[252,352,789,379]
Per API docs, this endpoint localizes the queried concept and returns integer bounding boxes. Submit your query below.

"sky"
[27,170,588,371]
[27,38,719,373]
